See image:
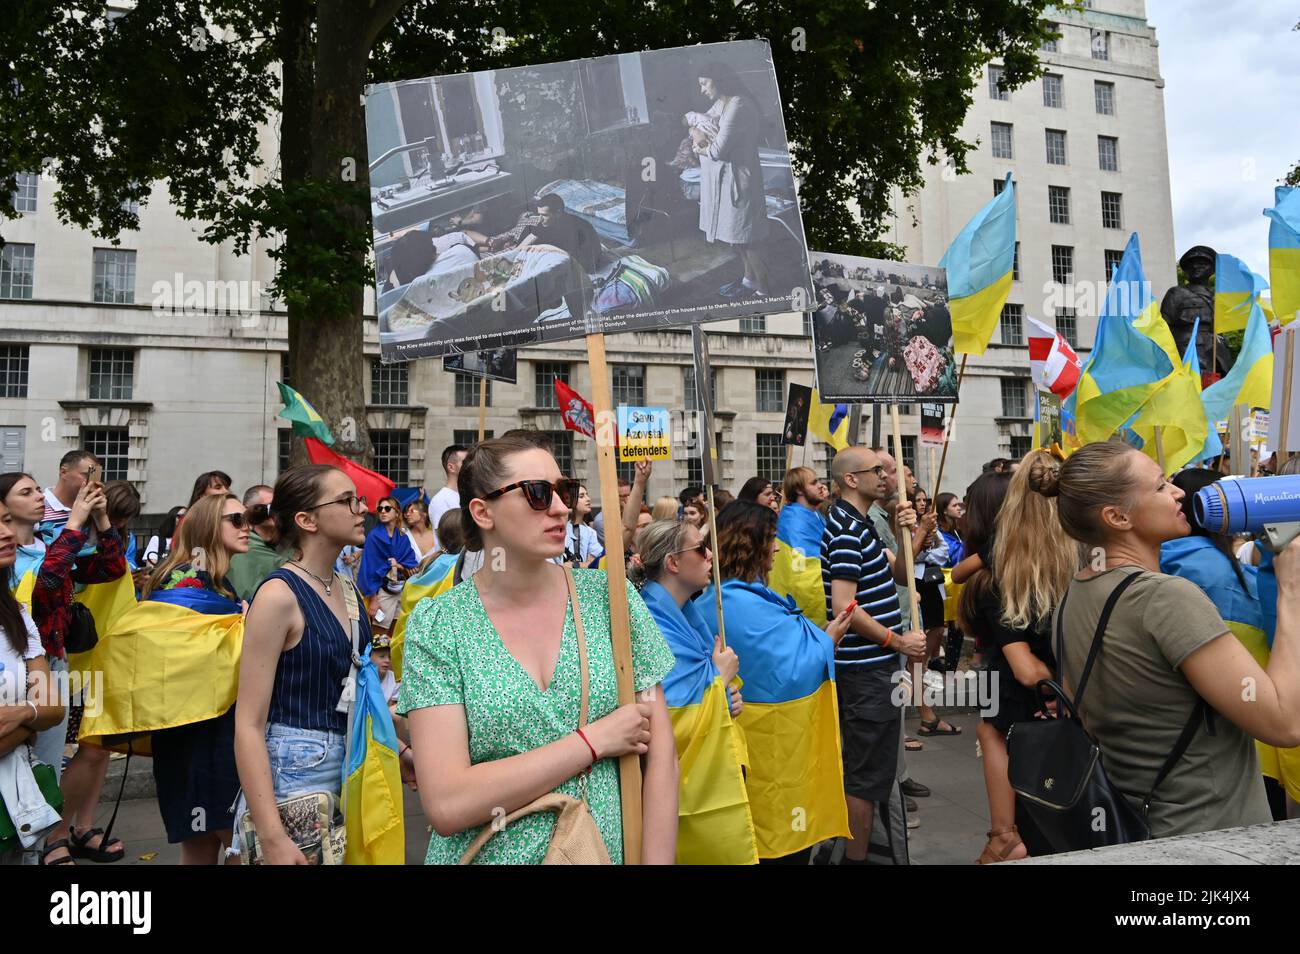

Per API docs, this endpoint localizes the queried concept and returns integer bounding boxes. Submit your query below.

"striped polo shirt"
[821,499,902,666]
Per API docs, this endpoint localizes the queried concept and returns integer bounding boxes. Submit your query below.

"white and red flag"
[1026,315,1081,399]
[554,379,596,438]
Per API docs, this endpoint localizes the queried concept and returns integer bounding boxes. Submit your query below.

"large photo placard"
[809,252,958,404]
[366,40,812,361]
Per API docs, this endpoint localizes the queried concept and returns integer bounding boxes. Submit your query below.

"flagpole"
[585,331,642,865]
[705,483,726,652]
[930,354,968,501]
[891,403,921,627]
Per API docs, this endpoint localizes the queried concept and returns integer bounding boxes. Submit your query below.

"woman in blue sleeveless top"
[234,465,380,865]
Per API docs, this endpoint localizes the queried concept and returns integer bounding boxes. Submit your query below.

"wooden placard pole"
[585,332,642,865]
[890,405,921,629]
[930,354,968,502]
[477,375,488,442]
[705,483,726,651]
[691,325,725,652]
[785,443,795,474]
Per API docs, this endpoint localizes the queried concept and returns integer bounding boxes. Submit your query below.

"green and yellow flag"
[277,381,335,445]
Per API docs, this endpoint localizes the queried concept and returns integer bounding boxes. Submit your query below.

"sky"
[1146,0,1299,277]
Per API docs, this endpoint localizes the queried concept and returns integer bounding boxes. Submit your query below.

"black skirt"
[150,706,239,843]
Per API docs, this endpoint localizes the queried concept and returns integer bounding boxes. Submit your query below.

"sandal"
[69,826,125,864]
[918,718,962,736]
[41,839,77,866]
[904,736,924,752]
[976,825,1025,865]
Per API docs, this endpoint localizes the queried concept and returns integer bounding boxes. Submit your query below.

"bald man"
[822,445,927,862]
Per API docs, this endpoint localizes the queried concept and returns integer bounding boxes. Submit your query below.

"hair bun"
[1027,458,1062,498]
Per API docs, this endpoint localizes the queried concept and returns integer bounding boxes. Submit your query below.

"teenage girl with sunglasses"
[399,435,680,864]
[357,496,418,633]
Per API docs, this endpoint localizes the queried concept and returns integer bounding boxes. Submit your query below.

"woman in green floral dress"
[398,436,679,864]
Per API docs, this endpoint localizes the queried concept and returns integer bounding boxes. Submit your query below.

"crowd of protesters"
[2,431,1298,867]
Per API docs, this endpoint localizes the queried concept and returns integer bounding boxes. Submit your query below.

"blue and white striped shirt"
[821,499,902,666]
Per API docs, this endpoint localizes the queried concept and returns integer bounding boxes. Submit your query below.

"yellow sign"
[618,406,671,462]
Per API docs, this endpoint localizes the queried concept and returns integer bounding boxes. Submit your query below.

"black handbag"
[64,601,99,655]
[1006,570,1208,854]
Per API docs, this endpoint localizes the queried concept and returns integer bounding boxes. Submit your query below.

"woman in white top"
[403,500,436,561]
[0,499,67,864]
[143,505,186,566]
[564,485,601,567]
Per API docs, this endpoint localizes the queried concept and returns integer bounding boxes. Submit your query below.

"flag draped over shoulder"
[305,438,395,514]
[940,173,1017,355]
[390,552,458,680]
[277,381,335,445]
[640,582,756,865]
[1065,233,1176,447]
[1265,186,1300,326]
[1200,299,1274,460]
[695,580,848,859]
[78,586,244,756]
[808,389,849,451]
[10,547,44,612]
[69,572,139,690]
[343,645,405,865]
[768,502,828,627]
[1215,253,1269,334]
[1130,319,1208,473]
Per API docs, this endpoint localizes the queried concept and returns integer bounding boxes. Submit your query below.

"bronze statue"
[1160,245,1234,377]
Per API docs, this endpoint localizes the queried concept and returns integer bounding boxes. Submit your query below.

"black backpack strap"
[99,736,133,850]
[1073,569,1143,708]
[1141,699,1208,817]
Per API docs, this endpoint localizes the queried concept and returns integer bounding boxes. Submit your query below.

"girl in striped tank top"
[233,465,399,865]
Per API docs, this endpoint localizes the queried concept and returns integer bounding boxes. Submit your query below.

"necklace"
[289,560,336,596]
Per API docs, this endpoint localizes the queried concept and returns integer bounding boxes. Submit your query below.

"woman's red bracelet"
[576,728,598,766]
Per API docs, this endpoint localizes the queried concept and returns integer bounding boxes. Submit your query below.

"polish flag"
[1026,315,1081,400]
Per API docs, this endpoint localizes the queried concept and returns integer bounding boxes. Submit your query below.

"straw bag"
[459,566,611,865]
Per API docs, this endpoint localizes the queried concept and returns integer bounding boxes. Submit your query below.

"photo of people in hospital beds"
[364,40,812,361]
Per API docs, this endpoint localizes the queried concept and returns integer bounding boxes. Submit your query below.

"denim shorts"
[229,723,345,855]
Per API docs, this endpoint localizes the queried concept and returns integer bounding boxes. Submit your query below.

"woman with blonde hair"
[650,496,679,522]
[959,449,1080,863]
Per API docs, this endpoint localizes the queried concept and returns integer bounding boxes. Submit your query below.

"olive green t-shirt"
[1054,566,1271,838]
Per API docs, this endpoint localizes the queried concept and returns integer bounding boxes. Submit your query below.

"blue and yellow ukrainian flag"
[940,172,1017,355]
[1130,319,1208,473]
[694,580,848,859]
[641,581,756,865]
[1265,186,1300,326]
[343,644,405,865]
[10,546,44,612]
[390,552,458,680]
[1065,233,1176,448]
[68,572,140,700]
[1200,299,1273,460]
[1215,253,1269,334]
[769,501,827,627]
[77,586,244,756]
[808,389,849,451]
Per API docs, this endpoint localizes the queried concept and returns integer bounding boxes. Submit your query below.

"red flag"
[554,379,596,438]
[1026,315,1081,400]
[304,438,396,513]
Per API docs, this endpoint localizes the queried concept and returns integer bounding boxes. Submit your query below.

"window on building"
[1101,191,1123,230]
[1098,135,1119,172]
[988,65,1009,101]
[0,243,34,300]
[92,248,136,304]
[990,122,1014,159]
[683,366,717,412]
[1000,378,1029,418]
[454,373,490,407]
[1094,80,1115,115]
[1055,309,1078,348]
[739,315,767,334]
[1000,303,1024,346]
[756,369,785,413]
[120,195,140,217]
[370,358,408,406]
[1013,242,1021,281]
[612,364,645,406]
[11,172,37,214]
[278,429,292,474]
[88,348,134,400]
[1051,245,1074,286]
[1042,32,1059,53]
[81,427,129,481]
[545,430,575,476]
[802,313,812,337]
[1045,129,1067,166]
[1104,249,1125,279]
[756,434,784,483]
[0,345,30,398]
[534,361,570,408]
[1091,29,1109,61]
[371,429,410,485]
[1048,185,1071,225]
[900,435,917,475]
[453,428,494,447]
[615,458,637,486]
[1009,435,1033,460]
[1042,74,1064,108]
[280,352,290,387]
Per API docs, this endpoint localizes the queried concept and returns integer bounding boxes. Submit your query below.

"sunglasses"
[221,512,248,529]
[671,543,710,557]
[483,478,579,512]
[376,505,396,513]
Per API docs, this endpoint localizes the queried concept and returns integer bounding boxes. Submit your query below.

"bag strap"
[1141,699,1208,817]
[1072,569,1143,709]
[99,737,133,850]
[562,564,589,728]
